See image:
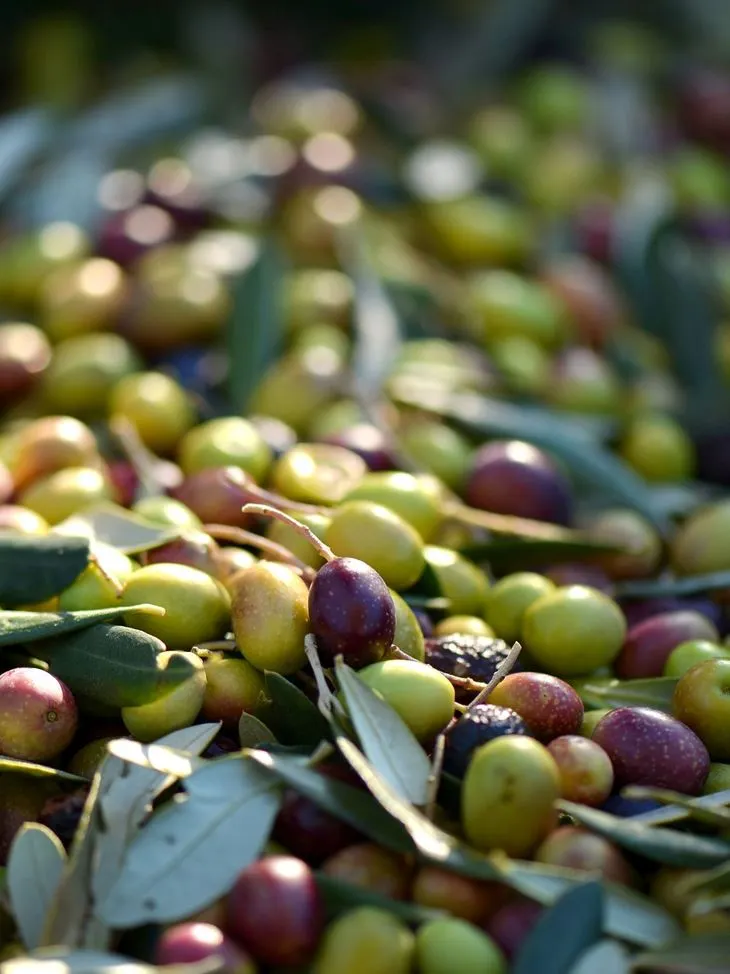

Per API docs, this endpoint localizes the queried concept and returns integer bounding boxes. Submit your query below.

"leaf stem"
[241,504,336,563]
[425,733,445,822]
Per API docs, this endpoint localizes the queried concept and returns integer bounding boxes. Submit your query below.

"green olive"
[111,371,197,456]
[522,585,626,676]
[344,471,443,541]
[131,495,203,531]
[313,907,414,974]
[423,546,490,616]
[416,918,506,974]
[20,465,113,525]
[267,511,332,569]
[121,563,231,650]
[462,736,560,856]
[327,500,425,590]
[422,196,532,267]
[484,572,556,643]
[434,616,494,638]
[178,416,272,482]
[230,560,309,674]
[671,500,730,576]
[271,443,366,505]
[283,268,353,333]
[251,353,342,434]
[58,541,135,611]
[41,333,142,417]
[619,413,695,483]
[122,651,206,742]
[469,269,569,350]
[358,659,455,742]
[40,257,128,342]
[389,590,426,662]
[398,420,473,491]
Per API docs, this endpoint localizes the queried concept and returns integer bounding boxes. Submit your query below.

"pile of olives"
[2,13,730,974]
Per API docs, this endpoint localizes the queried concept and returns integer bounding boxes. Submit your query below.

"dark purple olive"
[322,424,398,471]
[465,440,574,526]
[308,557,396,667]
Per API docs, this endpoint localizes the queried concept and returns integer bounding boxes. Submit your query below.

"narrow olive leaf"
[392,383,671,534]
[53,504,182,555]
[0,108,54,205]
[255,671,330,746]
[316,873,444,925]
[448,502,621,546]
[248,748,414,854]
[512,882,604,974]
[559,801,730,867]
[335,660,431,805]
[0,535,89,606]
[238,713,277,749]
[623,787,730,828]
[7,824,66,950]
[580,678,677,713]
[503,859,680,948]
[32,625,196,708]
[632,933,730,973]
[0,758,88,784]
[0,951,224,974]
[0,603,164,648]
[97,755,281,927]
[227,237,285,414]
[105,740,205,780]
[340,222,402,409]
[567,940,631,974]
[630,788,730,828]
[458,535,622,567]
[616,571,730,600]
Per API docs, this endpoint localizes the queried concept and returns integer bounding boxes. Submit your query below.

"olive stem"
[244,482,331,517]
[110,413,181,500]
[305,635,346,719]
[88,548,124,597]
[204,523,316,581]
[242,504,337,563]
[466,641,522,711]
[425,733,446,822]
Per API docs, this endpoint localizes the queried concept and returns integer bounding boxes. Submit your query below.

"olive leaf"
[96,755,281,927]
[559,801,730,867]
[0,757,88,785]
[0,535,90,606]
[255,671,330,746]
[567,940,631,974]
[227,236,286,413]
[316,873,444,925]
[630,788,730,828]
[622,787,730,828]
[0,950,224,974]
[512,882,604,974]
[238,713,277,749]
[53,503,182,555]
[391,383,671,535]
[0,604,164,648]
[32,625,197,708]
[248,748,414,854]
[335,659,431,805]
[7,824,66,950]
[0,108,54,205]
[615,571,730,600]
[105,739,206,780]
[632,932,730,973]
[579,677,677,713]
[458,534,622,569]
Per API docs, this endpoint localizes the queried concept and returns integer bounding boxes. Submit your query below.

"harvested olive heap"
[3,17,730,974]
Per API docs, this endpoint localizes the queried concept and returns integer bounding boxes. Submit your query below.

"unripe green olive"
[122,651,206,741]
[358,659,455,742]
[343,471,443,541]
[313,907,414,974]
[416,918,506,974]
[423,546,490,616]
[178,416,272,482]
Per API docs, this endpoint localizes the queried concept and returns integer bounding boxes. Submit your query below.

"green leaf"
[227,237,285,413]
[238,713,277,749]
[502,859,680,948]
[579,677,677,713]
[316,873,443,925]
[335,660,431,805]
[254,672,330,747]
[631,788,730,828]
[459,535,622,568]
[53,503,181,555]
[0,535,90,607]
[0,603,164,648]
[32,624,197,708]
[632,932,730,973]
[567,940,631,974]
[247,748,414,854]
[96,755,281,927]
[392,383,671,535]
[512,882,604,974]
[559,801,730,868]
[0,109,54,205]
[343,223,402,407]
[0,758,88,785]
[623,787,730,828]
[7,824,66,950]
[616,571,730,600]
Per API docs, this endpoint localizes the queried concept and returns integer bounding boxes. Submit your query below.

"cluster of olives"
[2,14,730,973]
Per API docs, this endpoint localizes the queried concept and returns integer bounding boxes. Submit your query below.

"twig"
[466,641,522,710]
[425,733,446,821]
[305,635,346,719]
[204,522,317,581]
[242,504,336,563]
